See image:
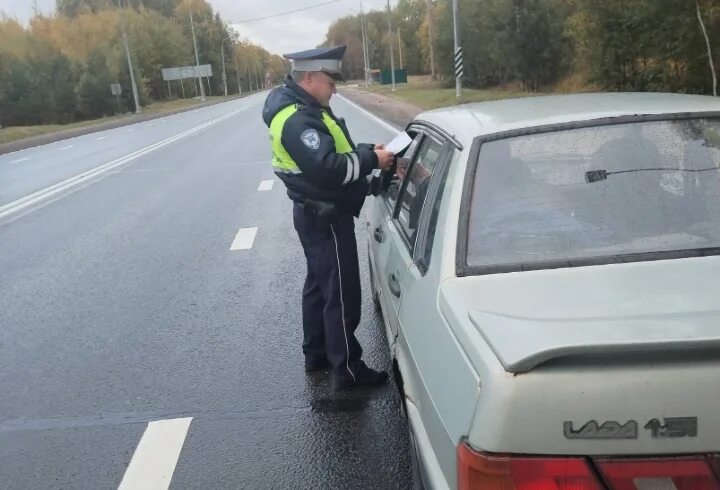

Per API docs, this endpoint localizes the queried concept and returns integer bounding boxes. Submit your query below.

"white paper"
[385,131,412,154]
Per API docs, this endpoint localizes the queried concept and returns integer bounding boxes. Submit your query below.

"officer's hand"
[374,149,395,171]
[374,144,385,150]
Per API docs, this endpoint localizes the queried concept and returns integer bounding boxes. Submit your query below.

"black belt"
[296,199,339,217]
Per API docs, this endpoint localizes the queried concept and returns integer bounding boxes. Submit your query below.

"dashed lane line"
[230,227,258,251]
[117,417,193,490]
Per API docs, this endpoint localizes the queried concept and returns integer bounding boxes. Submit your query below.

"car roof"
[416,92,720,143]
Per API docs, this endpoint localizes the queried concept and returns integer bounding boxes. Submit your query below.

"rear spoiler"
[469,309,720,373]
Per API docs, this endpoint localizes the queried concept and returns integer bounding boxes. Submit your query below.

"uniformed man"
[262,44,395,390]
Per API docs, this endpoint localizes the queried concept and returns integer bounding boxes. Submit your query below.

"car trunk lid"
[440,255,720,374]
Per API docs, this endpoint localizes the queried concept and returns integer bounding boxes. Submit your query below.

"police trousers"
[292,203,362,379]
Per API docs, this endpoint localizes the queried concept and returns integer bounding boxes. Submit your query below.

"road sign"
[161,65,213,81]
[454,47,464,79]
[110,83,122,95]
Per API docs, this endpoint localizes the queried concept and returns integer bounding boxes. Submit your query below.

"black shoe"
[333,363,389,391]
[305,358,331,372]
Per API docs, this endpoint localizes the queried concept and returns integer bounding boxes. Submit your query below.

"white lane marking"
[222,161,268,166]
[230,227,258,250]
[60,145,74,151]
[96,136,107,141]
[118,417,192,490]
[215,162,268,168]
[10,157,30,164]
[257,180,274,191]
[335,93,401,133]
[128,128,135,132]
[0,103,258,221]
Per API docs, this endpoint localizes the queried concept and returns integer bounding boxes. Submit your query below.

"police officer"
[262,44,395,390]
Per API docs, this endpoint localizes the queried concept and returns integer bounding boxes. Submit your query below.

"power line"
[231,0,340,24]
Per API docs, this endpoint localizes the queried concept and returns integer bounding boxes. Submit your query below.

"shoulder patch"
[301,128,320,150]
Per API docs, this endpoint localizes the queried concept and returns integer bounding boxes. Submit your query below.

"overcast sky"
[0,0,392,55]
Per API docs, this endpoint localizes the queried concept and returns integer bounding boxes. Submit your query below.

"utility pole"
[386,0,395,92]
[398,27,403,70]
[189,8,206,101]
[118,0,141,113]
[233,50,242,95]
[425,0,437,79]
[360,1,370,85]
[221,38,228,96]
[452,0,462,97]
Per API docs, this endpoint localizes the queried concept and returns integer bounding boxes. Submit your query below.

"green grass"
[360,76,540,110]
[0,93,249,146]
[0,117,127,145]
[141,94,239,114]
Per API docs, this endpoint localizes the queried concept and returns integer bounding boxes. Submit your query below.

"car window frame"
[382,121,463,218]
[391,133,445,253]
[382,127,425,217]
[413,143,455,275]
[456,111,720,277]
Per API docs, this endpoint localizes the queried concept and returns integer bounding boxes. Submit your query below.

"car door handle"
[388,272,402,298]
[373,227,385,243]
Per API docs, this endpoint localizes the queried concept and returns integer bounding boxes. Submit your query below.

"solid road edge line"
[0,103,257,221]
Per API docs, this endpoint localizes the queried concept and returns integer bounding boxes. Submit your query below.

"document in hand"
[385,131,412,154]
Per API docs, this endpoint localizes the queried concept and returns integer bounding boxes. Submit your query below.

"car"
[366,93,720,490]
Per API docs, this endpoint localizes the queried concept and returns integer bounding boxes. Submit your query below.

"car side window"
[416,150,452,273]
[394,136,445,252]
[384,130,423,213]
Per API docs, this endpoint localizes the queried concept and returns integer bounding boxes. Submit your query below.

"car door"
[395,138,483,487]
[370,129,425,341]
[381,132,447,341]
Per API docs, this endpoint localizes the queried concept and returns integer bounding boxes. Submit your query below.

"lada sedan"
[367,93,720,490]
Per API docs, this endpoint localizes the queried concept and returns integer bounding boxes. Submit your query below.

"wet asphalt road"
[0,92,412,489]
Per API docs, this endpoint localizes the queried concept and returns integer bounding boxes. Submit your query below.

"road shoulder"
[338,85,422,129]
[0,94,253,156]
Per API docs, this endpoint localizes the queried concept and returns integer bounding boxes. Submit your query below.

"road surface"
[0,92,412,489]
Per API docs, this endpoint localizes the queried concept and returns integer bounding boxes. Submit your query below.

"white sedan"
[366,93,720,490]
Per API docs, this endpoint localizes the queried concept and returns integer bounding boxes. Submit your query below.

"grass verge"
[359,76,540,110]
[0,94,246,145]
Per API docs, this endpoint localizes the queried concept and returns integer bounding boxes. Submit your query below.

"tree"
[0,48,78,126]
[57,0,114,17]
[76,50,116,117]
[696,0,717,96]
[396,0,428,75]
[511,0,572,91]
[57,0,182,17]
[1,0,280,128]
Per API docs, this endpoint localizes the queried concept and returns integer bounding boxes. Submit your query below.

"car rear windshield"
[466,117,720,271]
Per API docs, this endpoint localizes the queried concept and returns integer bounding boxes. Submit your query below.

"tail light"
[596,457,720,490]
[458,442,720,490]
[711,455,720,480]
[457,441,604,490]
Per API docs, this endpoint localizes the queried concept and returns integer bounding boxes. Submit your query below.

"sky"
[0,0,393,55]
